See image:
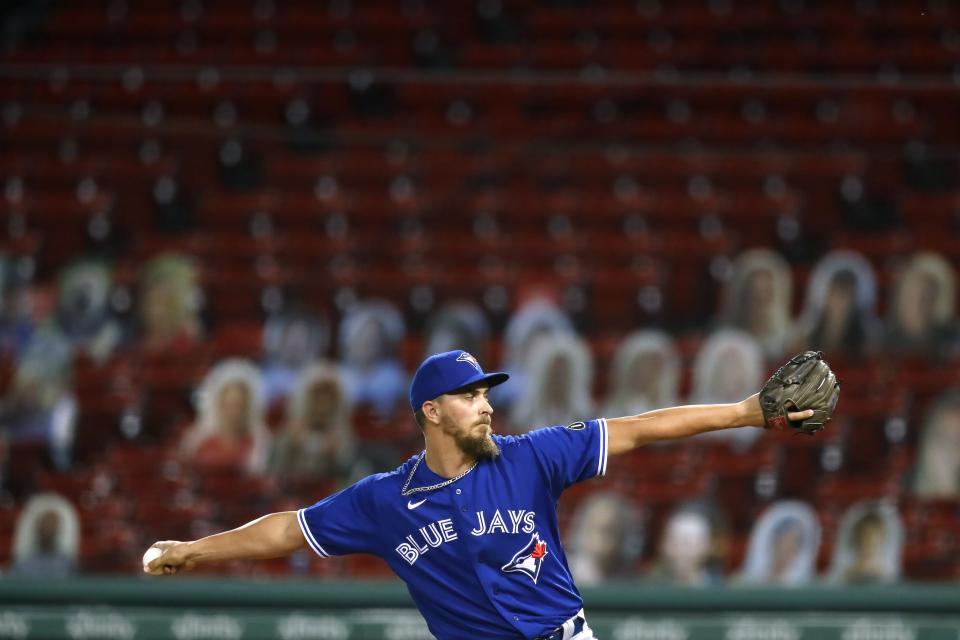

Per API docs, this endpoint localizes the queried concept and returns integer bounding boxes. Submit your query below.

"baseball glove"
[759,351,840,435]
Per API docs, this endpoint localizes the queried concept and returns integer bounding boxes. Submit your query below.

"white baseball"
[142,546,164,575]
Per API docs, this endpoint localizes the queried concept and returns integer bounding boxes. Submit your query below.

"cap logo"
[456,352,482,372]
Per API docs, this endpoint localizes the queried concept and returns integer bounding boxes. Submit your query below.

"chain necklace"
[400,452,478,497]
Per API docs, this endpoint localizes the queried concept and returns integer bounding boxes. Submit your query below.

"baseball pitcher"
[144,349,839,640]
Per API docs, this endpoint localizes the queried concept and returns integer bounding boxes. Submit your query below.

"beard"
[448,421,500,460]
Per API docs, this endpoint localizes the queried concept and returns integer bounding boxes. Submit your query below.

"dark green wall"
[0,578,957,639]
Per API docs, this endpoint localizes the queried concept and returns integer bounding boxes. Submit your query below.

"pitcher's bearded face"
[438,386,500,459]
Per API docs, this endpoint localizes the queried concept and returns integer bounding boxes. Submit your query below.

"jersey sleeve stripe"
[595,419,603,477]
[297,508,330,558]
[602,418,609,476]
[598,418,609,477]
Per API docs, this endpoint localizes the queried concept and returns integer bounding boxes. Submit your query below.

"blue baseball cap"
[409,350,509,411]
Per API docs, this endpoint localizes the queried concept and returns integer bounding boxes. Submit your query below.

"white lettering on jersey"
[522,511,536,533]
[508,510,526,533]
[395,518,459,565]
[405,533,429,554]
[470,509,538,536]
[470,512,486,537]
[419,523,443,548]
[395,542,419,565]
[488,509,508,534]
[439,519,457,542]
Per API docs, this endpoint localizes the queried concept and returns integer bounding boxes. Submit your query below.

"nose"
[481,395,493,416]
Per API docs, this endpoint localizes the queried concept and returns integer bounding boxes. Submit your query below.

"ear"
[423,399,441,425]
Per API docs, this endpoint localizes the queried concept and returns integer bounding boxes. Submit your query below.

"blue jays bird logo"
[501,533,549,583]
[457,352,482,372]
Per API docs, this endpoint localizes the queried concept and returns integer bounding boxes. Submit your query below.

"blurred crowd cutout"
[720,249,794,359]
[269,361,367,483]
[797,251,879,358]
[509,334,593,433]
[689,329,765,448]
[913,393,960,499]
[260,309,330,406]
[9,493,78,578]
[137,253,202,356]
[337,299,407,419]
[603,330,680,418]
[180,359,270,475]
[567,492,643,586]
[826,501,904,585]
[883,253,957,359]
[646,504,722,586]
[739,501,820,586]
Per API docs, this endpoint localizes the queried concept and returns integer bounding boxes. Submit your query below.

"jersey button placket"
[453,485,478,555]
[455,488,468,513]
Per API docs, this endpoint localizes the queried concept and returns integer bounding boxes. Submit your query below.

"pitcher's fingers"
[787,409,815,421]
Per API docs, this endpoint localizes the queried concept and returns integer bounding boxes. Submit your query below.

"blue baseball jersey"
[298,418,610,640]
